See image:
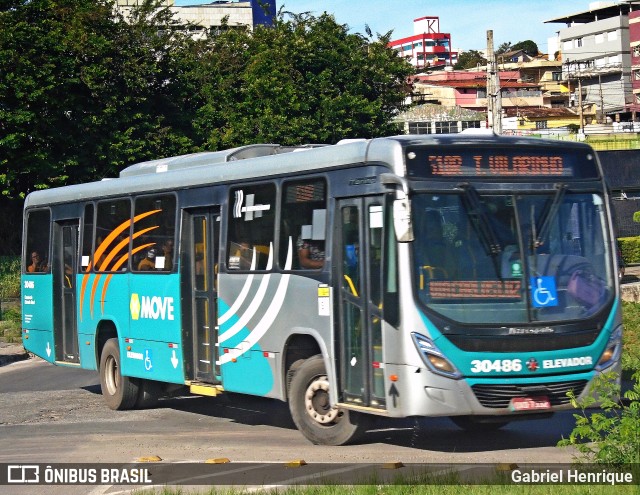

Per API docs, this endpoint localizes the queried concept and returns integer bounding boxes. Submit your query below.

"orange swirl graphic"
[79,209,161,321]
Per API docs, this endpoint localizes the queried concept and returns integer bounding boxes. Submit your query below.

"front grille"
[448,330,600,352]
[471,380,588,409]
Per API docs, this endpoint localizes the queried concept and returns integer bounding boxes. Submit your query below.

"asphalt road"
[0,357,583,493]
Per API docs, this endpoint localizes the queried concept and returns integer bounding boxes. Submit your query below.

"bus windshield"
[412,190,614,324]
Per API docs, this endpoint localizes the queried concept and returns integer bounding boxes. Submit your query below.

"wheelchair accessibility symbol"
[531,276,558,308]
[144,349,153,371]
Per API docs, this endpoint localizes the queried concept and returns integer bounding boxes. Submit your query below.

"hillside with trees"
[0,0,413,254]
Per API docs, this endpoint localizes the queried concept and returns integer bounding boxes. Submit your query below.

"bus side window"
[25,209,51,274]
[80,204,94,271]
[95,199,131,272]
[133,195,177,272]
[280,179,327,270]
[228,184,276,271]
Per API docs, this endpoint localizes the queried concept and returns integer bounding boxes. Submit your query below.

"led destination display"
[406,146,600,180]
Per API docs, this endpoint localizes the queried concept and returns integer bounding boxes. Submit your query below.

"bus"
[21,134,622,445]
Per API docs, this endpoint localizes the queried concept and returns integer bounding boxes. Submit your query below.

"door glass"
[60,222,79,363]
[340,205,365,403]
[193,215,211,380]
[342,206,360,296]
[368,204,385,405]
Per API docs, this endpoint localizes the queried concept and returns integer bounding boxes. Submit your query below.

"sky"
[173,0,598,53]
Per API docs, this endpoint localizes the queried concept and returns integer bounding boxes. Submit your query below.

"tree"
[0,0,198,199]
[495,40,539,56]
[496,42,512,55]
[192,12,414,147]
[454,50,487,70]
[511,40,539,56]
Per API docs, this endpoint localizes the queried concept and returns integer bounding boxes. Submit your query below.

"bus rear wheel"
[100,338,139,410]
[288,355,367,445]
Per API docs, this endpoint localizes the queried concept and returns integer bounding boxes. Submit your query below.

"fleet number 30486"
[470,359,522,373]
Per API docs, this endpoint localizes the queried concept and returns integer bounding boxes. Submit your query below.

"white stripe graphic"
[219,238,292,364]
[233,190,244,218]
[218,243,274,345]
[218,248,257,325]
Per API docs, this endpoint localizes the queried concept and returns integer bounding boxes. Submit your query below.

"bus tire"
[99,338,139,410]
[135,379,160,409]
[288,355,368,446]
[449,415,510,431]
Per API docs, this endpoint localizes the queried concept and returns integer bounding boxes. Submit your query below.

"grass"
[130,480,640,495]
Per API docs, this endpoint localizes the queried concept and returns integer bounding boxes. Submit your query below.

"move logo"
[130,293,175,321]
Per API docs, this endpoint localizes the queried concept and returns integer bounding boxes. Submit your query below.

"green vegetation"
[0,256,21,342]
[621,302,640,373]
[618,237,640,265]
[557,302,640,465]
[0,0,412,198]
[0,256,20,300]
[131,479,640,495]
[558,370,640,465]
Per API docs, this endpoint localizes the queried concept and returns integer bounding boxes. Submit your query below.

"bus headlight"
[411,333,462,379]
[596,325,622,372]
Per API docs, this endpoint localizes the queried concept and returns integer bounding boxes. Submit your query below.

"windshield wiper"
[459,183,504,276]
[534,183,567,249]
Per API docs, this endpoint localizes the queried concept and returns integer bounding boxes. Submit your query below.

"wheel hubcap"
[105,355,119,395]
[304,375,339,424]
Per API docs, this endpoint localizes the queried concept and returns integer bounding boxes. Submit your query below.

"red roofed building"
[388,17,457,70]
[397,70,582,135]
[412,70,544,111]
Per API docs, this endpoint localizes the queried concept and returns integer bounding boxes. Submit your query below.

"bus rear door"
[53,219,80,364]
[181,208,220,384]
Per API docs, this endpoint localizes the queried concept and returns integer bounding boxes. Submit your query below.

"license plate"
[510,396,551,412]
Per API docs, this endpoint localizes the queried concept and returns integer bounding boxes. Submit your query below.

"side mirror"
[393,198,414,242]
[381,173,414,242]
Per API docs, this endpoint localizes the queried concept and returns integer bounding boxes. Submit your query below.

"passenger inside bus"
[138,248,157,271]
[27,251,48,273]
[297,237,325,269]
[160,238,174,271]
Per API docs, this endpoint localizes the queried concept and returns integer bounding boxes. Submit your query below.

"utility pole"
[578,76,584,134]
[486,30,502,134]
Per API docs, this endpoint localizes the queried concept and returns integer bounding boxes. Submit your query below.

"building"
[545,1,640,122]
[498,58,570,108]
[502,107,582,133]
[400,69,583,135]
[411,70,544,111]
[630,9,640,117]
[395,104,486,135]
[388,17,457,70]
[116,0,276,36]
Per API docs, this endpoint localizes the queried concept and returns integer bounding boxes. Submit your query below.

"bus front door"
[53,219,80,364]
[335,197,386,410]
[182,208,220,384]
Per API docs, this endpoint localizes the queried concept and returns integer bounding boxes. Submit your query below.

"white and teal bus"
[21,134,622,445]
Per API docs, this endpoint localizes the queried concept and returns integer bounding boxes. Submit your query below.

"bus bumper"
[380,364,617,419]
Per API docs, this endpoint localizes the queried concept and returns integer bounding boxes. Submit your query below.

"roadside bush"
[0,256,20,299]
[618,236,640,265]
[558,371,640,465]
[622,302,640,373]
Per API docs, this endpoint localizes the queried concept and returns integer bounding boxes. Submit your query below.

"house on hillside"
[502,106,582,133]
[395,104,487,134]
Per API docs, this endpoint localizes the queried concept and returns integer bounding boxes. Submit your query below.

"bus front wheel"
[288,355,367,445]
[100,338,139,410]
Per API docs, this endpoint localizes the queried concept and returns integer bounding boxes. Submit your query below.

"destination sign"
[406,146,599,180]
[429,280,522,300]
